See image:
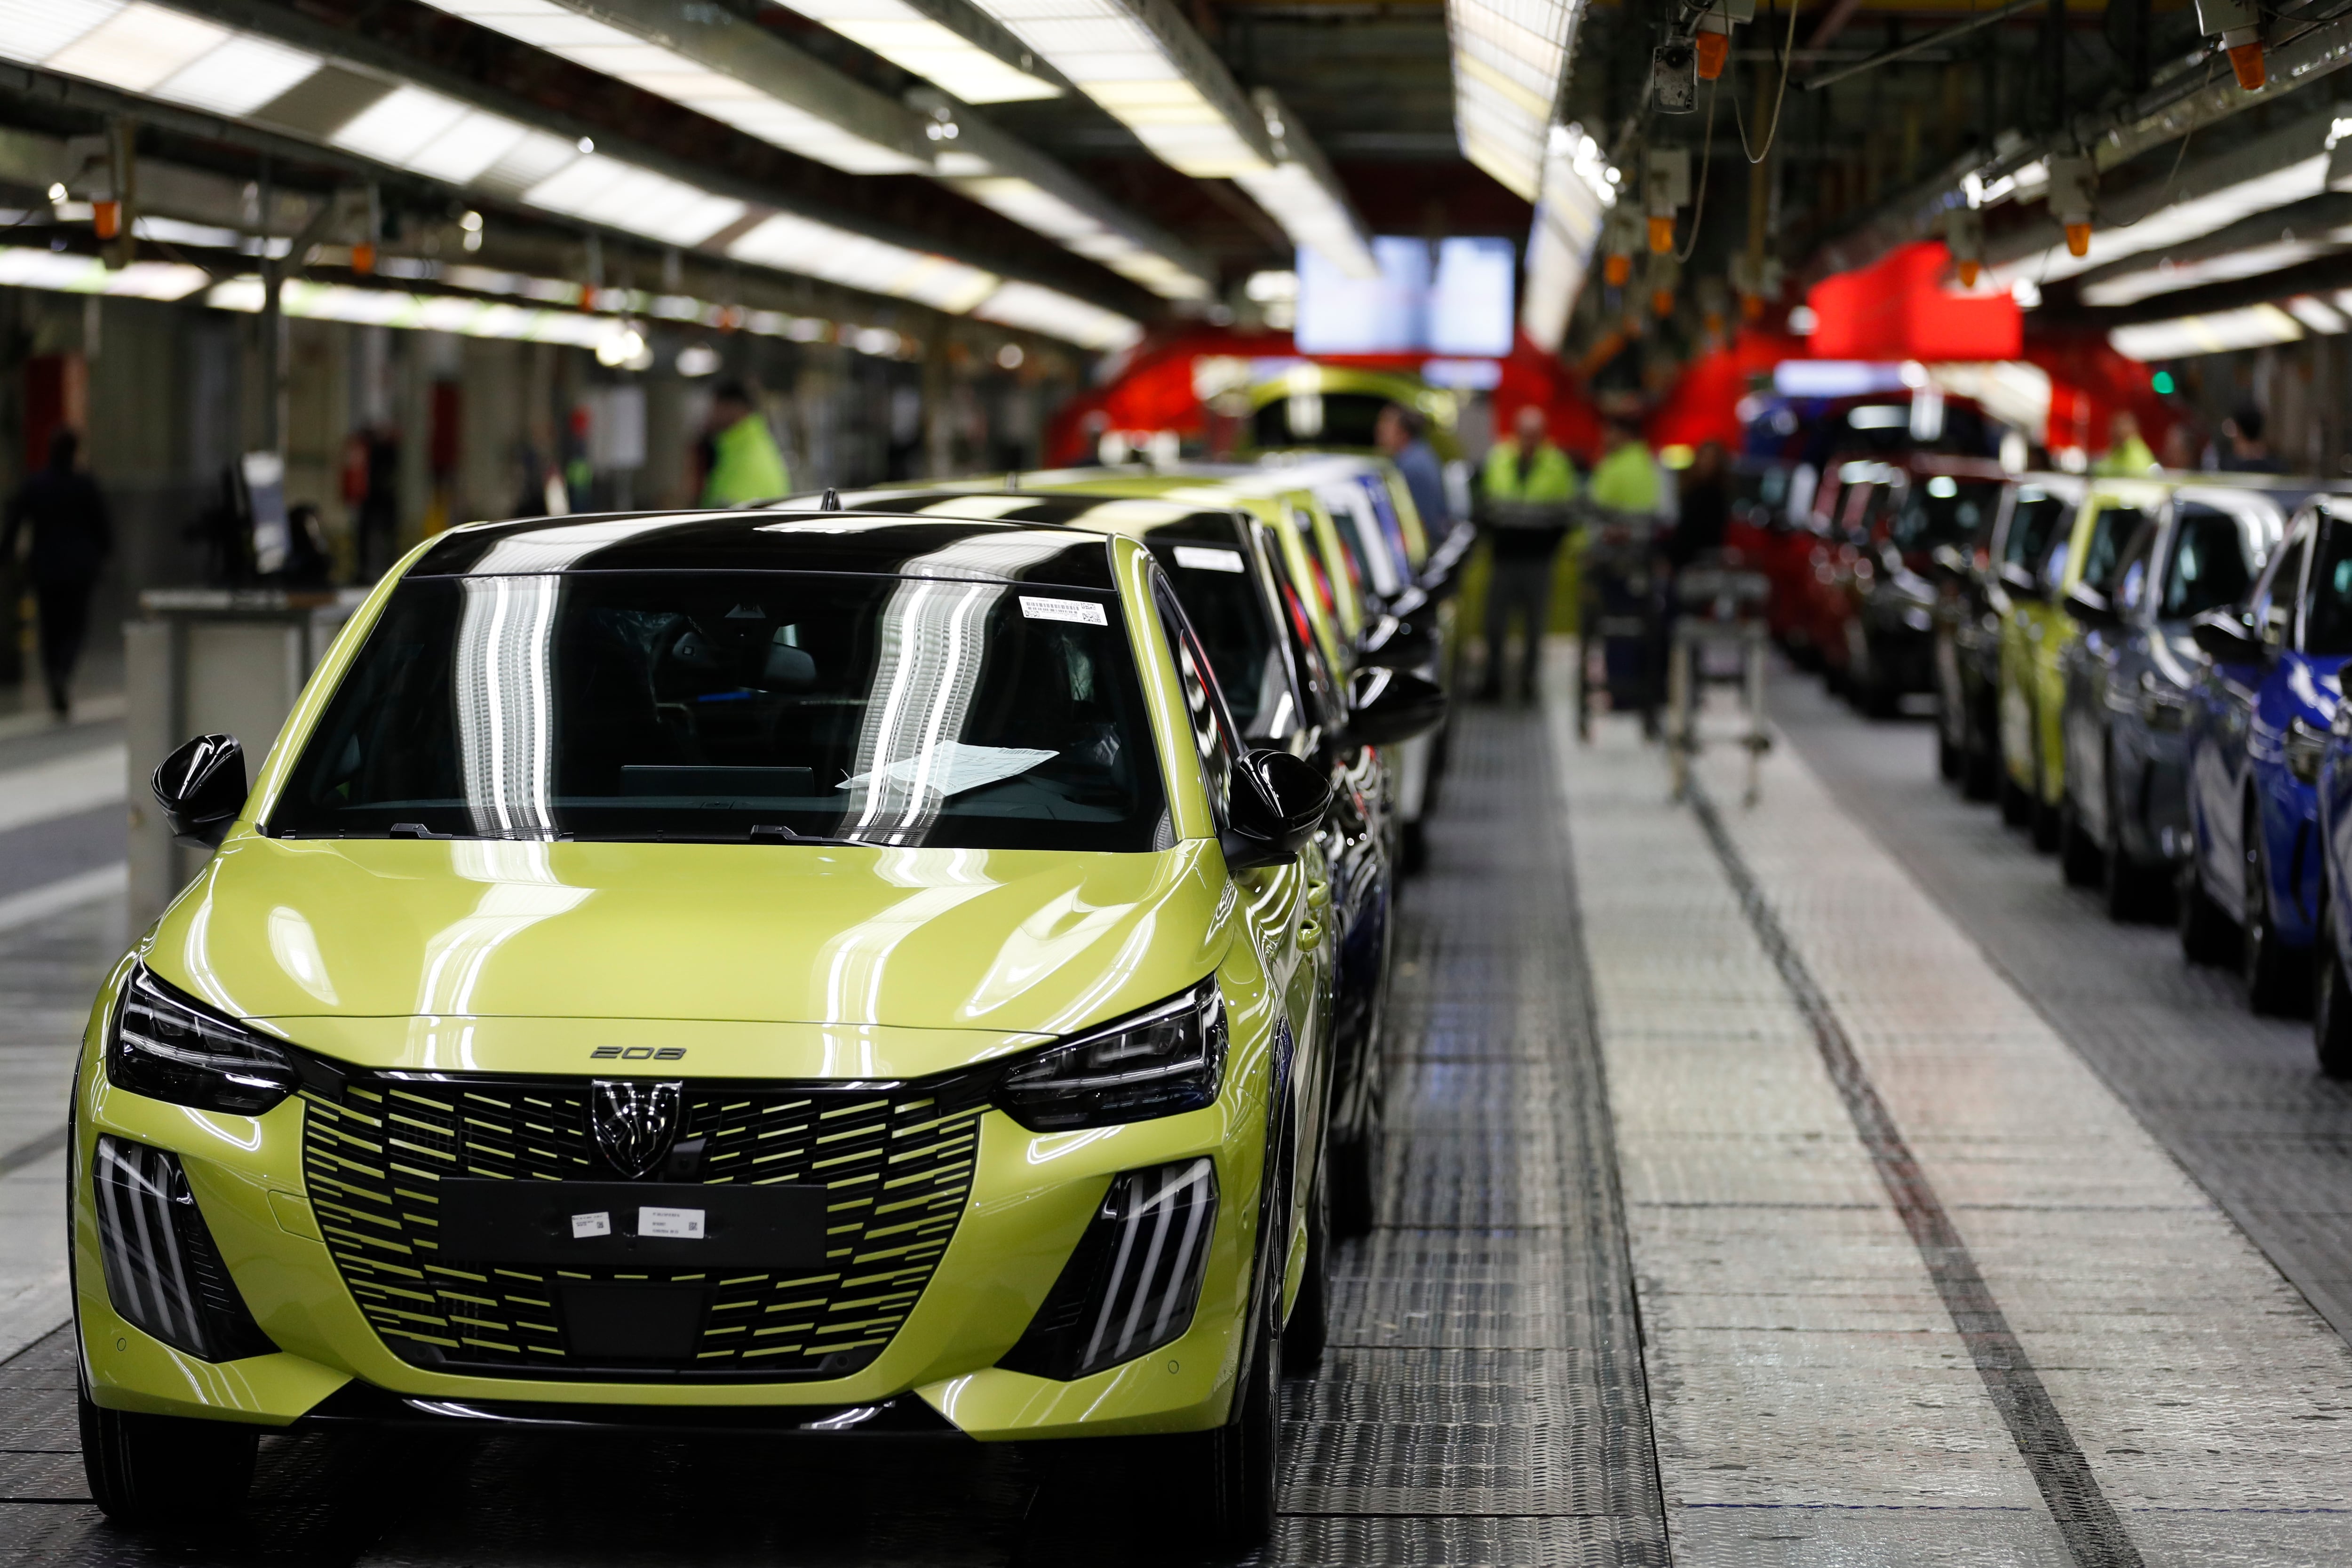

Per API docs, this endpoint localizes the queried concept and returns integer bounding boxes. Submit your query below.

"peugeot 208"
[69,510,1443,1549]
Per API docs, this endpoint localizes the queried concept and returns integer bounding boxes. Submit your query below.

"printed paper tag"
[1020,596,1107,626]
[570,1211,611,1239]
[639,1206,705,1240]
[1172,545,1246,574]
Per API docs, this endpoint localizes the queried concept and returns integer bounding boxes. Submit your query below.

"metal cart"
[1664,554,1772,804]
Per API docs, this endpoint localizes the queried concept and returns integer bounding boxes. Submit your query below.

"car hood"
[142,836,1230,1078]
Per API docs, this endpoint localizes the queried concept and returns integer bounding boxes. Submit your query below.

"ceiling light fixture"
[1446,0,1581,202]
[1522,121,1615,351]
[781,0,1059,103]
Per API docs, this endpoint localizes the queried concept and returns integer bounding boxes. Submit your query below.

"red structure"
[1805,240,2022,363]
[1043,325,1601,466]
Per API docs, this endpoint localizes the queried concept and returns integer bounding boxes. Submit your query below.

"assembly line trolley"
[1575,509,1665,741]
[1664,552,1772,804]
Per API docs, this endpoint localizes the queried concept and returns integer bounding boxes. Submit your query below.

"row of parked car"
[92,447,1467,1550]
[808,457,1473,1234]
[1744,447,2352,1070]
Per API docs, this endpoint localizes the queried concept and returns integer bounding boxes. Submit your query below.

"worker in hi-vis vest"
[700,381,791,506]
[1477,403,1578,703]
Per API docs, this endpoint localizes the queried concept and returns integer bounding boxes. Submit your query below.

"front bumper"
[72,988,1277,1442]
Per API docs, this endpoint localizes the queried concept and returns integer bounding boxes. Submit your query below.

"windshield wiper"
[748,824,871,847]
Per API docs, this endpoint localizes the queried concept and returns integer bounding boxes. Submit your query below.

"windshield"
[1889,477,2002,554]
[1146,538,1292,740]
[2161,505,2255,620]
[270,570,1168,850]
[2306,520,2352,656]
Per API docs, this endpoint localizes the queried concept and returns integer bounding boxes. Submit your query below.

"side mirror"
[1358,613,1432,669]
[2062,583,2121,631]
[152,734,247,850]
[1996,561,2037,595]
[1343,665,1447,747]
[1930,543,1967,581]
[1416,521,1477,599]
[1221,748,1332,870]
[2190,606,2265,665]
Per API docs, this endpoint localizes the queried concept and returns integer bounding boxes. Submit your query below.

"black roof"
[406,511,1118,589]
[813,489,1253,549]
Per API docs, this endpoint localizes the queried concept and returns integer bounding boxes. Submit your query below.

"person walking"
[1377,402,1451,531]
[1587,409,1663,521]
[1477,403,1577,702]
[2,427,112,720]
[700,382,791,505]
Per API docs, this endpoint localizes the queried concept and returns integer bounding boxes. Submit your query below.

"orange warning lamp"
[1605,252,1632,286]
[92,200,119,240]
[2064,223,2092,258]
[1648,215,1674,254]
[1696,31,1727,79]
[2228,39,2266,90]
[352,241,377,276]
[1741,292,1763,321]
[1652,288,1674,318]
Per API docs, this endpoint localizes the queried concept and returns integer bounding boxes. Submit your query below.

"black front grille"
[299,1067,988,1381]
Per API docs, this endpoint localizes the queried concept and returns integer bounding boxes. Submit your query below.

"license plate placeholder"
[435,1180,829,1270]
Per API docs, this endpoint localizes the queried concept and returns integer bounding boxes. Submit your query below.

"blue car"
[2058,486,2284,919]
[2182,498,2351,1014]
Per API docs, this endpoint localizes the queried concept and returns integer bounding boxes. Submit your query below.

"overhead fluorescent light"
[779,0,1059,103]
[150,34,323,117]
[2109,303,2304,360]
[1233,89,1375,276]
[729,212,1001,314]
[44,0,224,92]
[973,280,1143,351]
[0,246,211,300]
[2286,294,2349,333]
[415,0,929,174]
[1447,0,1579,201]
[2080,236,2342,306]
[1522,121,1614,352]
[967,0,1268,176]
[521,154,747,247]
[1994,155,2329,290]
[0,0,127,64]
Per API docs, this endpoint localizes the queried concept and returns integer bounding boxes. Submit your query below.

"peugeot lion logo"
[589,1080,682,1178]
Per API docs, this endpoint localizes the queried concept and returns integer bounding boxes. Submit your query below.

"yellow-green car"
[1998,476,2168,846]
[1241,363,1464,463]
[72,509,1446,1549]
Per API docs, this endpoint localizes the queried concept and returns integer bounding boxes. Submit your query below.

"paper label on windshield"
[841,741,1056,798]
[1020,596,1107,626]
[571,1211,611,1239]
[638,1206,704,1240]
[1172,545,1247,573]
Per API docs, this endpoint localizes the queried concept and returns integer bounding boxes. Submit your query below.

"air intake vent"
[92,1136,276,1363]
[999,1157,1218,1382]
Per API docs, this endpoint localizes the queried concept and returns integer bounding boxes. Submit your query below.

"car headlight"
[107,965,298,1114]
[2289,718,2329,785]
[996,981,1227,1131]
[2138,673,2189,732]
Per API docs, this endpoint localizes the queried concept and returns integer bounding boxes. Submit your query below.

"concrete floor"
[0,656,2348,1564]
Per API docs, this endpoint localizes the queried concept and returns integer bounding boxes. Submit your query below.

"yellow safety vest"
[701,413,791,506]
[1482,440,1578,503]
[1587,441,1661,515]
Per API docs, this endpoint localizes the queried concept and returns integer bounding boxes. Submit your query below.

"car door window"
[2076,505,2146,597]
[2303,518,2352,655]
[2251,533,2306,653]
[1154,577,1243,829]
[2111,521,2157,614]
[2161,504,2256,619]
[2002,488,2067,572]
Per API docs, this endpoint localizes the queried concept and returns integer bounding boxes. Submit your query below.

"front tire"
[2245,814,2304,1015]
[1195,1259,1281,1552]
[1281,1168,1329,1371]
[2059,795,2102,887]
[2179,858,2237,966]
[79,1382,256,1529]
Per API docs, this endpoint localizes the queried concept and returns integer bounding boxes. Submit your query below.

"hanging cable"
[1676,77,1719,263]
[1735,0,1804,164]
